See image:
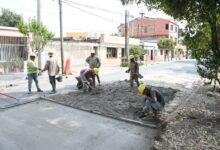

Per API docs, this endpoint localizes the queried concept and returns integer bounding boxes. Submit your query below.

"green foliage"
[175,48,183,55]
[129,45,146,58]
[0,8,23,27]
[158,38,176,49]
[121,0,220,87]
[17,19,54,53]
[121,61,129,67]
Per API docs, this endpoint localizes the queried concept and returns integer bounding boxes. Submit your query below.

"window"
[165,24,169,30]
[160,50,163,55]
[175,27,178,32]
[170,36,173,40]
[107,47,117,58]
[144,26,147,33]
[170,24,173,31]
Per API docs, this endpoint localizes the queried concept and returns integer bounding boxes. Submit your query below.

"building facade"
[44,35,140,73]
[0,26,28,73]
[118,17,179,42]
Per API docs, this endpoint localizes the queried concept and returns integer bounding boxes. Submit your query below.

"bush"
[121,61,129,67]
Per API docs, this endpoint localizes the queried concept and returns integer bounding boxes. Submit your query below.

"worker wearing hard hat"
[42,51,60,94]
[125,55,142,87]
[27,52,43,94]
[80,67,99,89]
[138,84,165,119]
[86,50,101,85]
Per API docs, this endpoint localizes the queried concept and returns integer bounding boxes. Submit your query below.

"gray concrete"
[0,60,200,108]
[0,101,158,150]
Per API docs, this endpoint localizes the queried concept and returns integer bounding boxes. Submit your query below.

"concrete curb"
[40,96,159,129]
[159,84,202,128]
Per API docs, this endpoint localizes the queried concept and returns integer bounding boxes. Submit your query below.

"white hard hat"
[91,50,95,54]
[29,52,36,57]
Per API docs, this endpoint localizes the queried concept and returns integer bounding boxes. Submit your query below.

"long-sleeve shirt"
[86,56,101,68]
[143,87,165,113]
[42,58,59,76]
[127,61,139,75]
[80,68,96,87]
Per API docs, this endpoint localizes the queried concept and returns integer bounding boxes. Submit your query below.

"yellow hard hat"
[93,68,99,75]
[129,55,135,59]
[138,84,147,94]
[48,51,54,56]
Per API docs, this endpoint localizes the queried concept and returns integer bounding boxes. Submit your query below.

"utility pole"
[37,0,42,69]
[59,0,64,74]
[125,10,129,61]
[139,10,145,40]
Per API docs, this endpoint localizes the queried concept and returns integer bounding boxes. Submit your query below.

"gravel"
[49,81,178,123]
[153,86,220,150]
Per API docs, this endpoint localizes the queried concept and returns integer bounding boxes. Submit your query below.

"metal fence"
[0,36,28,73]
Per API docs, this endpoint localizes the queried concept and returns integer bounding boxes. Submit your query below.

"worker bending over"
[80,68,99,89]
[86,50,101,85]
[138,84,165,119]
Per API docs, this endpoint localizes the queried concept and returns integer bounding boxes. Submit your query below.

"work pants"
[49,76,56,92]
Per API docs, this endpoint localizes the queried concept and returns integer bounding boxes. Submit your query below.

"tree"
[129,45,146,59]
[0,8,23,27]
[17,19,54,53]
[120,0,220,57]
[158,38,176,49]
[121,0,220,87]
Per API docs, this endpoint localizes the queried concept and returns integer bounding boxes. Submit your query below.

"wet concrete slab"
[0,100,158,150]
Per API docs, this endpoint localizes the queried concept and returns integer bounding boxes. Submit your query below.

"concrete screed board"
[0,101,158,150]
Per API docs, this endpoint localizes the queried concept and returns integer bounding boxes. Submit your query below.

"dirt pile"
[50,81,178,122]
[154,86,220,150]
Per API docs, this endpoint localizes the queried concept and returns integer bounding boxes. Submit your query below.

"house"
[118,17,179,42]
[0,26,28,73]
[118,17,187,61]
[44,35,140,69]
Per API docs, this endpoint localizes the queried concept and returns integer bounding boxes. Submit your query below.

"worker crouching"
[138,84,165,120]
[79,68,99,91]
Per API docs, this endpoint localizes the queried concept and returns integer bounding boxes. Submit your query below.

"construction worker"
[42,51,60,94]
[138,84,165,119]
[80,68,99,89]
[125,55,140,87]
[86,50,101,85]
[27,52,43,94]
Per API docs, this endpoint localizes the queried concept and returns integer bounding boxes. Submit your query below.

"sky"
[0,0,178,36]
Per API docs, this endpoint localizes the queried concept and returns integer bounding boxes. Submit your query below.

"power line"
[62,0,121,24]
[62,0,124,16]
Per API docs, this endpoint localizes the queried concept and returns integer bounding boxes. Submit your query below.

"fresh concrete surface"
[0,60,200,108]
[0,100,158,150]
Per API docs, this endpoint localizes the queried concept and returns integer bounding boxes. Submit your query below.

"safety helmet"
[48,51,54,56]
[29,52,36,57]
[91,50,96,54]
[129,55,135,59]
[138,84,147,94]
[93,68,99,75]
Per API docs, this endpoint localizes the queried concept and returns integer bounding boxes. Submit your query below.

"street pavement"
[0,59,200,150]
[0,101,158,150]
[0,59,200,107]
